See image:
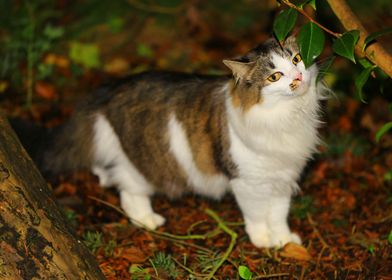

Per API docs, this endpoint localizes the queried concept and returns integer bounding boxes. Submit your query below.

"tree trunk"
[0,115,105,280]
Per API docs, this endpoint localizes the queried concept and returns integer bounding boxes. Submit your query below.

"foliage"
[238,265,253,280]
[83,231,103,254]
[149,252,178,279]
[273,0,391,139]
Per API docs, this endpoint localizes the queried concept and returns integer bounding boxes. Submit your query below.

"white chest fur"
[227,83,321,191]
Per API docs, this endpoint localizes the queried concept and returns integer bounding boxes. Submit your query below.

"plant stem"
[281,0,341,37]
[204,208,237,280]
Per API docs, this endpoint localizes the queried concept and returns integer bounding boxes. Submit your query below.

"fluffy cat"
[42,36,324,248]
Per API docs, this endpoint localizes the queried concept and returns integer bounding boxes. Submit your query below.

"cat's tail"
[10,114,95,177]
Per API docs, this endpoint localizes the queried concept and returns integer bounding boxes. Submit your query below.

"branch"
[281,0,341,37]
[326,0,392,78]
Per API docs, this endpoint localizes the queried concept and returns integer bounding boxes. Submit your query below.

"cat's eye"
[292,53,302,65]
[267,72,283,82]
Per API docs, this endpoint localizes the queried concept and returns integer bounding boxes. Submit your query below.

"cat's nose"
[295,72,303,81]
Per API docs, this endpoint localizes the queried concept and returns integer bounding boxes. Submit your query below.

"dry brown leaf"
[280,243,312,261]
[35,81,57,100]
[119,247,147,263]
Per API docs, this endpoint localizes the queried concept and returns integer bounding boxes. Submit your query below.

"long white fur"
[227,52,322,247]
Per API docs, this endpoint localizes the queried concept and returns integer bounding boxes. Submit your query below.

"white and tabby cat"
[42,36,324,248]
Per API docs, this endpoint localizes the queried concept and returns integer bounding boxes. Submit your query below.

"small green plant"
[149,252,178,279]
[104,239,117,257]
[0,0,64,106]
[83,231,103,254]
[129,264,151,280]
[238,265,253,280]
[63,208,78,228]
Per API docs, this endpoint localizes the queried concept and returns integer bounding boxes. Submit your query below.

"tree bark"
[0,115,105,279]
[327,0,392,78]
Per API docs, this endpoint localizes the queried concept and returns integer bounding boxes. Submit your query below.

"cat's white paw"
[133,213,166,230]
[246,223,273,248]
[271,232,302,248]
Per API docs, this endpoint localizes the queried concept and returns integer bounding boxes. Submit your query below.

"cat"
[41,36,324,248]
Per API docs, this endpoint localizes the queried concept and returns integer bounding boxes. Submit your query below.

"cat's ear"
[223,60,256,83]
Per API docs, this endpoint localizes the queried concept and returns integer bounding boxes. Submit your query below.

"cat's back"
[85,71,230,112]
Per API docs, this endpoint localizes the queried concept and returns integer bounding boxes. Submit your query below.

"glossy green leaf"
[298,22,325,68]
[376,122,392,142]
[273,8,298,42]
[363,27,392,51]
[388,230,392,245]
[316,55,335,82]
[332,30,360,63]
[238,265,252,280]
[354,65,376,103]
[308,0,317,10]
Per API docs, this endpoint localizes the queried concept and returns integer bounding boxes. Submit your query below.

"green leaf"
[332,30,360,63]
[354,65,376,103]
[273,8,298,42]
[316,55,335,82]
[308,0,317,10]
[388,230,392,245]
[298,22,325,68]
[69,42,100,69]
[376,121,392,142]
[363,27,392,51]
[238,265,252,280]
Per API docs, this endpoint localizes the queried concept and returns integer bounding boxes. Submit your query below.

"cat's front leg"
[120,190,165,230]
[267,194,301,247]
[231,180,273,248]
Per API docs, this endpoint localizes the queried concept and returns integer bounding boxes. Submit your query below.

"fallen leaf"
[119,247,147,263]
[35,81,57,100]
[280,243,312,261]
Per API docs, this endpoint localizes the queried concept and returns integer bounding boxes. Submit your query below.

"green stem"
[205,208,238,280]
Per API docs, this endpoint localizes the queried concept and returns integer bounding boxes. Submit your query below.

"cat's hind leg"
[93,113,165,230]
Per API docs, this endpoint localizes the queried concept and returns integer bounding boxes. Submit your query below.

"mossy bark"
[0,115,105,280]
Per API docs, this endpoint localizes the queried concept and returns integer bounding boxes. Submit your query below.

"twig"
[172,257,208,278]
[326,0,392,78]
[307,213,329,248]
[87,195,220,241]
[281,0,341,37]
[204,208,238,280]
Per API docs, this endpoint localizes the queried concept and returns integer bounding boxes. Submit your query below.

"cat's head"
[224,37,317,108]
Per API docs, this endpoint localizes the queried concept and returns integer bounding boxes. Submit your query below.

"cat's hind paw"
[132,213,166,230]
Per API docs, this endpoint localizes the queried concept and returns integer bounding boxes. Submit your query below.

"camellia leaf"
[273,8,298,42]
[363,27,392,51]
[332,30,360,63]
[298,22,325,68]
[316,55,335,82]
[238,265,252,280]
[376,122,392,142]
[354,65,376,103]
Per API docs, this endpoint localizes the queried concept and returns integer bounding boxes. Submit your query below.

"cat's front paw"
[271,232,302,248]
[246,223,273,248]
[133,213,166,230]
